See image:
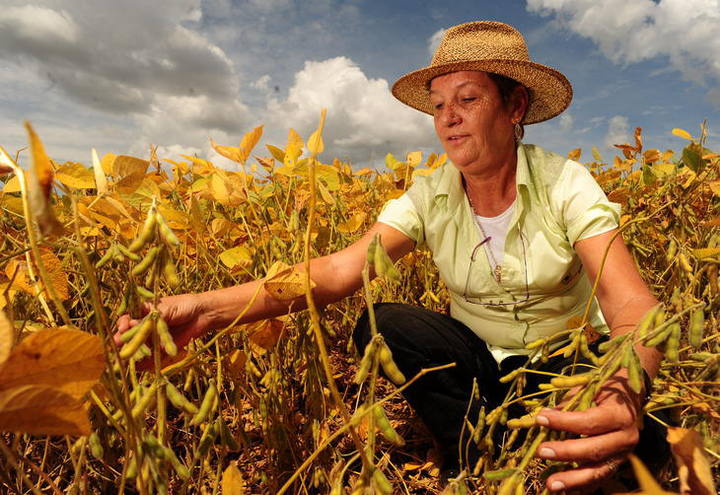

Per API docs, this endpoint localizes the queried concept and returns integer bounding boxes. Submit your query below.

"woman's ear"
[509,85,529,123]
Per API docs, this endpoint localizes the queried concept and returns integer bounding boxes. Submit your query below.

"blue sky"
[0,0,718,169]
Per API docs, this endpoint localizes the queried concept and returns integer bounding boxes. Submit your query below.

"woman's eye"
[433,103,444,110]
[462,97,476,103]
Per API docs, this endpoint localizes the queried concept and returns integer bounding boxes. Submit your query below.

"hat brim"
[391,60,573,125]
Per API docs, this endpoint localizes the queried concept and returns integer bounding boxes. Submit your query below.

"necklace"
[467,194,503,283]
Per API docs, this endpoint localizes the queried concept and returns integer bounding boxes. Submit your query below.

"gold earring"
[514,122,523,142]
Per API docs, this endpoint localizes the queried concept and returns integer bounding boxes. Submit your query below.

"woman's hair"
[488,72,526,139]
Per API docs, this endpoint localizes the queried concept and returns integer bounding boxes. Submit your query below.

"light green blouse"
[377,143,621,364]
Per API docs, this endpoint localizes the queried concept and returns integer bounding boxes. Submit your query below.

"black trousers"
[352,303,669,470]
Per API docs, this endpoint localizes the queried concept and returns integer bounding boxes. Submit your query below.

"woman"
[117,21,662,493]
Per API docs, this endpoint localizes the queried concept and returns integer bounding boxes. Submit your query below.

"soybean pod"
[131,246,160,277]
[377,339,406,385]
[156,316,177,357]
[190,379,218,426]
[128,205,158,253]
[119,312,157,360]
[372,405,404,446]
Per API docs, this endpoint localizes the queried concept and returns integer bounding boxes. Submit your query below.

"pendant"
[494,265,502,283]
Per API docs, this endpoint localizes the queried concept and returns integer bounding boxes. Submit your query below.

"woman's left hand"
[534,372,641,493]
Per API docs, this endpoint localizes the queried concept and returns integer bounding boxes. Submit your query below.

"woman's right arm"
[115,222,415,349]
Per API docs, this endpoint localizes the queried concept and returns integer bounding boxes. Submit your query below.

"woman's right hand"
[114,293,214,351]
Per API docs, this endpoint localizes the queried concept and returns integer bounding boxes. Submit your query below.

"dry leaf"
[0,328,105,400]
[337,212,367,233]
[219,246,252,270]
[55,162,96,189]
[0,385,90,436]
[667,427,716,495]
[263,265,315,301]
[249,319,285,351]
[224,349,247,380]
[618,454,677,495]
[91,148,108,194]
[567,148,582,161]
[25,122,63,236]
[0,309,12,366]
[239,125,264,163]
[672,128,693,141]
[221,461,246,494]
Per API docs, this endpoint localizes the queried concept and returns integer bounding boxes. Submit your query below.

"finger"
[537,427,638,463]
[535,405,633,435]
[116,314,131,332]
[545,455,626,492]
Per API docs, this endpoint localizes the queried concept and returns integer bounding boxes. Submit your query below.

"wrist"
[197,290,226,329]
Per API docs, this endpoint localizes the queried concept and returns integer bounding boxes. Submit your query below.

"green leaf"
[682,143,704,173]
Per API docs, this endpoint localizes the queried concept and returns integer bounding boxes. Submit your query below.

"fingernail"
[539,447,556,459]
[550,481,565,491]
[536,415,549,426]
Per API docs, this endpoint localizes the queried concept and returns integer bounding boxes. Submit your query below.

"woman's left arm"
[535,228,663,492]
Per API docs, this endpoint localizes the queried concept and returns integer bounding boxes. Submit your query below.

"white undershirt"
[473,200,516,268]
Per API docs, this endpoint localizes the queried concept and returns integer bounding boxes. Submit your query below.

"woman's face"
[429,71,522,172]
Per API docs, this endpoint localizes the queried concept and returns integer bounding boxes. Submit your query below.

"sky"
[1,0,719,170]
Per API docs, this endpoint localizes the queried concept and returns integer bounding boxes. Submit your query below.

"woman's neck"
[462,153,518,217]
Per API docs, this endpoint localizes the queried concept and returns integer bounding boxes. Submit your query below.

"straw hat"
[391,21,572,125]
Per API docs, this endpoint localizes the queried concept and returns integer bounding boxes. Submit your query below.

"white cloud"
[604,115,630,148]
[428,29,446,56]
[526,0,720,89]
[0,1,238,114]
[266,57,436,164]
[558,113,574,132]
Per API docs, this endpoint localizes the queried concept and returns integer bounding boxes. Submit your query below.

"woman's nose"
[438,104,460,127]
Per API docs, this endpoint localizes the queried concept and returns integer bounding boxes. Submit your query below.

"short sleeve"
[556,161,622,245]
[376,193,425,246]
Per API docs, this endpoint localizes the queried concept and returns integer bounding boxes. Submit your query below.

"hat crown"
[431,21,530,65]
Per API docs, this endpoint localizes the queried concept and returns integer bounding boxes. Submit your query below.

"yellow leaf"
[100,152,116,175]
[317,181,335,205]
[567,148,582,161]
[284,129,304,167]
[672,128,693,140]
[239,125,264,164]
[667,427,716,495]
[0,328,105,400]
[248,319,285,351]
[412,168,436,177]
[210,173,230,204]
[693,248,720,260]
[2,175,21,194]
[263,265,315,301]
[91,149,108,194]
[266,144,285,162]
[337,212,367,233]
[210,138,243,163]
[219,246,252,269]
[224,350,247,381]
[25,122,63,236]
[355,167,374,176]
[385,153,402,171]
[0,309,12,366]
[0,146,16,174]
[0,385,90,436]
[56,162,96,189]
[111,155,148,180]
[221,461,246,494]
[652,163,676,178]
[38,250,70,300]
[708,181,720,196]
[626,454,677,495]
[406,151,422,167]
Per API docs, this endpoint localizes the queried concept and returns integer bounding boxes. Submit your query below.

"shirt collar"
[433,142,532,216]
